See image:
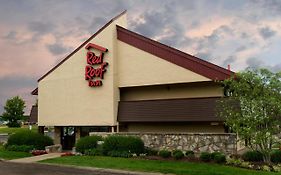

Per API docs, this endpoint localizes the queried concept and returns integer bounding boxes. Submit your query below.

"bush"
[76,135,103,154]
[210,152,222,160]
[108,150,132,158]
[185,150,195,156]
[159,150,171,158]
[7,131,53,150]
[185,150,195,158]
[214,154,226,163]
[84,148,103,156]
[242,150,263,162]
[271,150,281,163]
[172,150,184,160]
[145,147,158,156]
[6,145,34,152]
[103,135,144,156]
[200,152,211,162]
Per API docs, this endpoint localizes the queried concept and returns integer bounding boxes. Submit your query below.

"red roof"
[31,11,234,95]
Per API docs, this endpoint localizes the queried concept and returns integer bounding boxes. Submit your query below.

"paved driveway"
[0,161,135,175]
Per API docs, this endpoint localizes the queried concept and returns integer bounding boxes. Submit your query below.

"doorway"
[61,127,76,150]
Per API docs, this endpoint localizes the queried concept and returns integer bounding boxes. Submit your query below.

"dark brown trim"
[31,87,38,95]
[118,97,224,122]
[116,25,234,81]
[120,96,223,103]
[37,10,126,82]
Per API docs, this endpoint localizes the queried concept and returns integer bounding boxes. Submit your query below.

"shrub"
[103,135,144,156]
[214,154,226,163]
[185,150,195,156]
[271,150,281,163]
[6,145,34,152]
[159,150,171,158]
[185,150,195,159]
[7,131,53,150]
[210,152,222,160]
[75,135,103,154]
[145,147,158,156]
[226,158,243,166]
[200,152,211,162]
[108,150,132,158]
[242,150,263,162]
[84,148,103,156]
[172,150,184,160]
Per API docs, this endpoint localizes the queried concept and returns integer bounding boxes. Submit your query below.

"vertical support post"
[38,126,44,135]
[117,122,119,133]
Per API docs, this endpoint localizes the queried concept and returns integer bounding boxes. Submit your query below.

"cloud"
[3,31,17,40]
[194,52,213,61]
[222,55,236,67]
[46,42,69,55]
[246,57,281,72]
[246,57,264,68]
[28,21,54,34]
[235,45,247,52]
[259,27,276,39]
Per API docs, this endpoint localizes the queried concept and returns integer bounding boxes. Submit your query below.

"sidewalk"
[8,153,63,163]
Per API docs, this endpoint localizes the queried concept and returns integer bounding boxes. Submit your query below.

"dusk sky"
[1,0,281,114]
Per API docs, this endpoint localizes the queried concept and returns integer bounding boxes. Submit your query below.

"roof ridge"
[37,10,127,82]
[116,25,233,76]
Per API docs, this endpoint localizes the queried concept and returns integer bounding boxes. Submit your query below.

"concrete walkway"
[8,153,63,163]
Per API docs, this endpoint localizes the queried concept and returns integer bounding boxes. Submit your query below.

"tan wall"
[121,122,225,133]
[38,14,127,126]
[120,82,223,101]
[117,41,211,87]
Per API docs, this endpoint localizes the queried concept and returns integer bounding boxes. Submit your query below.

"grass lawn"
[0,125,37,134]
[41,156,280,175]
[0,145,32,160]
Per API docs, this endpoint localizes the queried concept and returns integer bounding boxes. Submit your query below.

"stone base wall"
[90,132,237,155]
[0,134,8,144]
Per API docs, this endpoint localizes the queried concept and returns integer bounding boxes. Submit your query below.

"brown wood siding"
[29,105,38,123]
[117,97,223,122]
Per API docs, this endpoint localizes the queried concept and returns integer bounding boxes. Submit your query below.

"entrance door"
[61,127,76,150]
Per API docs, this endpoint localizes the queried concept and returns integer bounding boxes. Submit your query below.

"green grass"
[41,156,280,175]
[0,145,32,160]
[0,125,37,134]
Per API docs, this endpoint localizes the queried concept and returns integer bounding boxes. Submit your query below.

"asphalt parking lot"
[0,161,132,175]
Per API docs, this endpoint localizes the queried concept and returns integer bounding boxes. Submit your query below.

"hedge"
[7,131,53,150]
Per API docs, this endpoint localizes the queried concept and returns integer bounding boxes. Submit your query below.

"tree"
[217,68,281,163]
[1,96,26,127]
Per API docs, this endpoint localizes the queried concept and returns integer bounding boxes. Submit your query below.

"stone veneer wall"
[90,132,237,155]
[0,134,8,144]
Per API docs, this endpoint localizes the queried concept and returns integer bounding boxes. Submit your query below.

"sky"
[0,0,281,114]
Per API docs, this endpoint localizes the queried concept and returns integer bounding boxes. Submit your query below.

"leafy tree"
[217,68,281,163]
[1,96,26,127]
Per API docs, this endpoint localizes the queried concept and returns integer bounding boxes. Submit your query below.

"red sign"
[85,43,108,87]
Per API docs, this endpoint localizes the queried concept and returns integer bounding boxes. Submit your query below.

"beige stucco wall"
[121,122,225,133]
[120,82,223,101]
[38,14,127,126]
[117,41,211,87]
